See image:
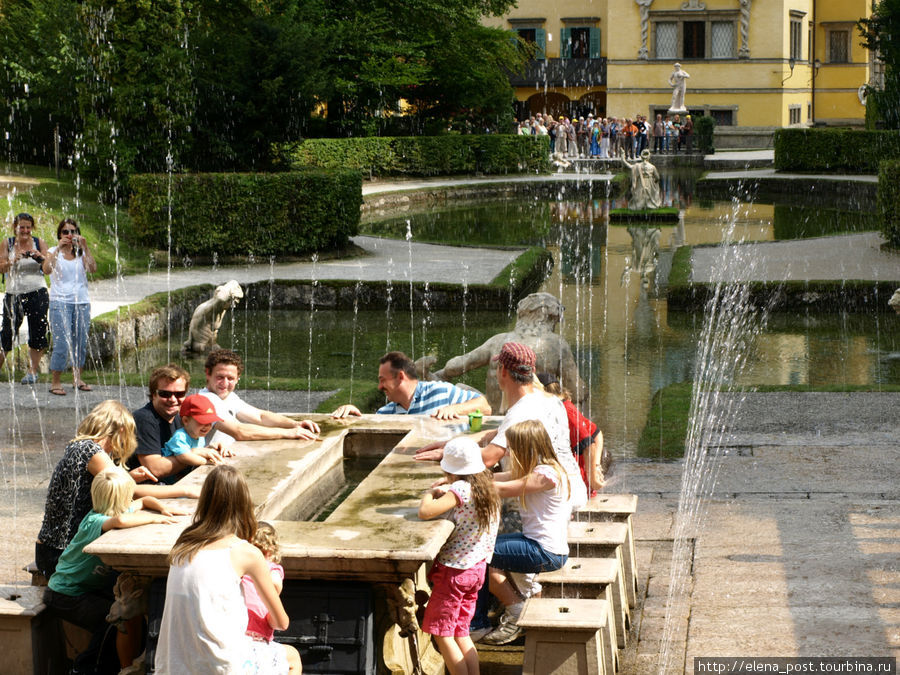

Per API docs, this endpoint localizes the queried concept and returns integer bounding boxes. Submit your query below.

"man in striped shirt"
[332,351,491,419]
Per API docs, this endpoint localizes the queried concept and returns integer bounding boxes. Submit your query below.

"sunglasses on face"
[60,229,78,235]
[156,389,187,400]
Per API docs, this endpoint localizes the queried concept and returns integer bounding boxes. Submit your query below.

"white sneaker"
[469,627,493,643]
[479,611,523,645]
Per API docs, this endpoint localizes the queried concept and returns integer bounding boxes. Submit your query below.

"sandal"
[77,383,93,391]
[49,387,67,396]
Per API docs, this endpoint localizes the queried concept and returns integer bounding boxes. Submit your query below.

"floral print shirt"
[437,480,499,570]
[38,439,104,551]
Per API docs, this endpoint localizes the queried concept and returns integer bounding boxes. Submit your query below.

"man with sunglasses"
[130,363,222,483]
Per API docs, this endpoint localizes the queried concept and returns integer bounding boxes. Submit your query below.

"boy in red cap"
[160,394,226,476]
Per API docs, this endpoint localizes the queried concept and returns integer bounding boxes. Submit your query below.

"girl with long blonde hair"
[476,420,573,646]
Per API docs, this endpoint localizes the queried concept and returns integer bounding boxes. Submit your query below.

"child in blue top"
[161,394,226,479]
[45,467,181,672]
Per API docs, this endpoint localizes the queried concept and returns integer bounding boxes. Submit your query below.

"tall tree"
[858,0,900,129]
[319,0,523,135]
[76,0,195,199]
[188,0,327,170]
[0,0,82,165]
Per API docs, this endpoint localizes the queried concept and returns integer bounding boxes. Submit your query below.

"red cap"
[180,394,223,424]
[492,342,536,376]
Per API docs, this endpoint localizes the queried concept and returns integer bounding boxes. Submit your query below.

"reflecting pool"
[126,182,896,461]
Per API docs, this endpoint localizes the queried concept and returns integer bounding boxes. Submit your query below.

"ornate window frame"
[789,10,806,62]
[509,18,548,60]
[822,22,853,64]
[650,10,740,60]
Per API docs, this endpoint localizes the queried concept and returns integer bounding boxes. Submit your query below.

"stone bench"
[24,561,46,587]
[0,585,75,674]
[517,597,612,675]
[574,494,638,603]
[538,556,625,657]
[567,520,636,610]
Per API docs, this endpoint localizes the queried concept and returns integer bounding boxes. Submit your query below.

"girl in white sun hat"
[419,437,501,674]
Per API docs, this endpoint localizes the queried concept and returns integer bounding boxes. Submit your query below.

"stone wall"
[87,256,552,364]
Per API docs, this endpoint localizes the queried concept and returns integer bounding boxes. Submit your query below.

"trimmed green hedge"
[128,170,362,256]
[879,160,900,247]
[276,135,550,177]
[694,115,715,154]
[774,128,900,173]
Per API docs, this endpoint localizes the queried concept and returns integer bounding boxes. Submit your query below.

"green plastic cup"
[468,410,483,432]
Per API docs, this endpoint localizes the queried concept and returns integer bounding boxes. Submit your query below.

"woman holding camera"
[45,218,96,395]
[0,212,50,384]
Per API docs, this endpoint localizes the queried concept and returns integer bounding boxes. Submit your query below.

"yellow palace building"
[487,0,876,145]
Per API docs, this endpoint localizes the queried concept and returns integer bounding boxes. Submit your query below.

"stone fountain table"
[86,414,478,578]
[85,413,498,674]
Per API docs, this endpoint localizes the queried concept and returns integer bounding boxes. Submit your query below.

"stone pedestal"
[539,556,623,661]
[575,494,639,605]
[518,598,611,675]
[568,521,635,608]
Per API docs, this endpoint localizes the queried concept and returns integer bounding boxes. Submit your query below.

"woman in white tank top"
[155,465,299,674]
[45,218,96,395]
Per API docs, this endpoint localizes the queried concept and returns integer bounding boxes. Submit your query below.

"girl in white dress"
[155,465,297,674]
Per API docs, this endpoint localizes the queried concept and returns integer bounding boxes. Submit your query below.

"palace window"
[515,27,547,60]
[684,21,705,58]
[789,105,801,125]
[560,24,602,59]
[828,29,849,63]
[710,22,735,59]
[656,23,677,59]
[790,19,802,61]
[652,12,738,59]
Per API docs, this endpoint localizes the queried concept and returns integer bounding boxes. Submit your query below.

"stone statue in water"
[668,62,690,113]
[618,149,662,210]
[890,288,900,314]
[623,226,662,290]
[418,292,586,413]
[183,279,244,353]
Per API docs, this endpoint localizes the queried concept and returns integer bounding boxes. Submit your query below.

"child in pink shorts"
[418,438,501,674]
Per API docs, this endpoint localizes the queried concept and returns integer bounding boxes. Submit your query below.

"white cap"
[441,438,486,476]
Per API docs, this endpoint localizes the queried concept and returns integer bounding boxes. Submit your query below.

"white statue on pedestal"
[668,63,690,113]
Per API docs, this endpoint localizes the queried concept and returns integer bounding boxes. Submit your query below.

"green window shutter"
[535,28,547,60]
[561,28,572,59]
[589,27,602,58]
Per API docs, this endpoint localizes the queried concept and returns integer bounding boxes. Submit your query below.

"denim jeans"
[470,533,568,630]
[49,301,91,371]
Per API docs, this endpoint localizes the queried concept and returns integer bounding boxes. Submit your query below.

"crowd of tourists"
[517,111,695,157]
[34,340,605,673]
[1,212,96,394]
